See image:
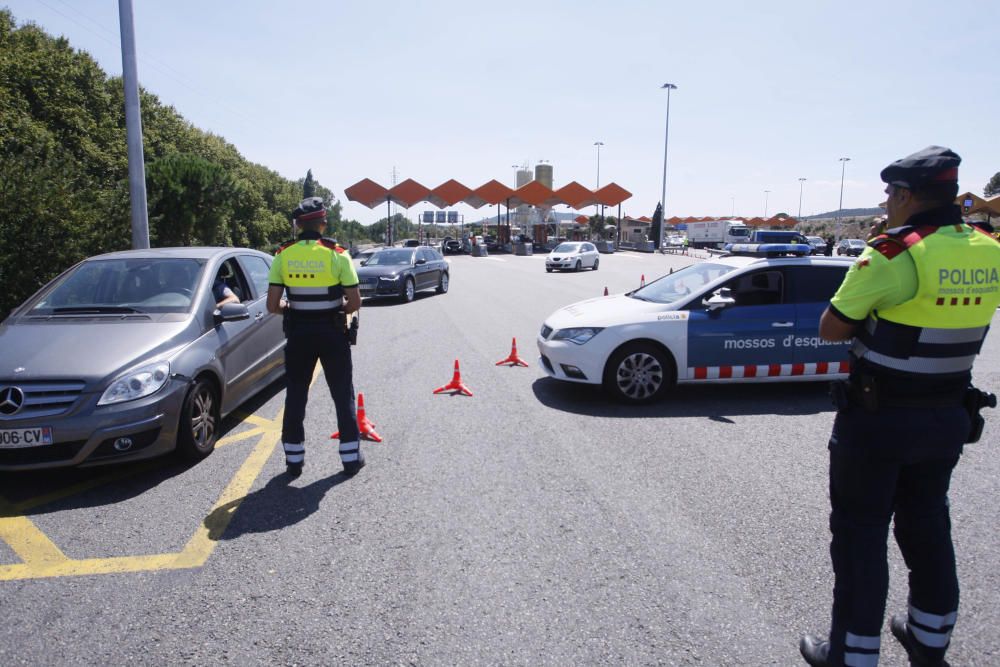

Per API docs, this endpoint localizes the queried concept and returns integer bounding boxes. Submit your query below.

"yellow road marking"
[0,498,69,568]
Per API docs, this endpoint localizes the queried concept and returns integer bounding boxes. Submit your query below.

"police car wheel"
[603,343,675,404]
[400,277,415,303]
[176,377,219,461]
[574,260,582,272]
[436,272,449,294]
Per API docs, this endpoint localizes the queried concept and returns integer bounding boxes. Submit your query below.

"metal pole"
[594,141,604,221]
[118,0,149,249]
[798,178,806,222]
[764,190,771,218]
[659,83,677,250]
[836,157,850,243]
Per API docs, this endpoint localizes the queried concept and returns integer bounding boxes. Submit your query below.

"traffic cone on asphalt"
[496,338,529,367]
[433,359,473,396]
[331,392,382,442]
[640,274,646,287]
[603,286,609,296]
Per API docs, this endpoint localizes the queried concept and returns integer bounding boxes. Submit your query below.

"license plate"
[0,427,53,448]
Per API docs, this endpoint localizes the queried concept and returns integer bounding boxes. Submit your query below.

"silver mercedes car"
[0,247,286,470]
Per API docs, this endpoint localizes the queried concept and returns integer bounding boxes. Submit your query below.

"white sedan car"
[545,242,600,272]
[538,251,855,403]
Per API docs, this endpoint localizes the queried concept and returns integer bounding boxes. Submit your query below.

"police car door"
[784,264,852,375]
[685,269,796,379]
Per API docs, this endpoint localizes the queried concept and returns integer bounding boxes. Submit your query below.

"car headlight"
[98,361,171,406]
[551,327,604,345]
[379,274,399,282]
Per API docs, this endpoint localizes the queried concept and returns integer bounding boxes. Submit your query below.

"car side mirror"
[215,302,250,323]
[415,258,427,265]
[703,289,735,311]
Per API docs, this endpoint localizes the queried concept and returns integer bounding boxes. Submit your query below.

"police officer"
[800,146,1000,666]
[266,197,363,478]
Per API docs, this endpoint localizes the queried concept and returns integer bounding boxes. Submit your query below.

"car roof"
[86,247,267,261]
[712,254,854,270]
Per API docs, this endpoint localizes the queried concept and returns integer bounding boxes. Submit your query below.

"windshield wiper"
[52,306,144,314]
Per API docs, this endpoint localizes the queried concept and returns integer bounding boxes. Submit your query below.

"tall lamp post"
[836,157,850,242]
[659,83,677,250]
[798,177,807,222]
[764,190,771,218]
[594,141,604,221]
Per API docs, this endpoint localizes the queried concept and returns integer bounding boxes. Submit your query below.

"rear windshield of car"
[366,250,414,266]
[629,262,738,304]
[28,257,207,315]
[553,243,580,253]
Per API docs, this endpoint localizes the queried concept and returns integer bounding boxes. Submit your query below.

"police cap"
[293,196,327,222]
[880,146,960,191]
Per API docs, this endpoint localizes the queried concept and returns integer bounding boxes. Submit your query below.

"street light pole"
[118,0,149,249]
[798,177,807,222]
[764,190,771,218]
[836,157,850,242]
[659,83,677,249]
[594,141,604,220]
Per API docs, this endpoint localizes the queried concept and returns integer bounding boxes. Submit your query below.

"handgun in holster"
[343,312,359,345]
[964,386,997,444]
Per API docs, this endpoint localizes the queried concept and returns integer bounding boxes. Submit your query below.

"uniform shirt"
[267,232,360,290]
[828,246,918,324]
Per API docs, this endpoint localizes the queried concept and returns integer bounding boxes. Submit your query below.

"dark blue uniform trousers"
[282,320,360,464]
[825,403,967,665]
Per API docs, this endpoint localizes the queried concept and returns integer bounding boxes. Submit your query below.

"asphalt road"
[1,249,998,666]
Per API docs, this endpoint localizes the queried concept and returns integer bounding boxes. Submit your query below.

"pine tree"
[984,172,1000,198]
[303,169,316,198]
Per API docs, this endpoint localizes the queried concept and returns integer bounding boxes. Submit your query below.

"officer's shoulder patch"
[869,236,908,260]
[855,257,870,269]
[275,239,296,255]
[318,238,344,252]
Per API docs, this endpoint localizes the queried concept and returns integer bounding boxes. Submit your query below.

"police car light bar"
[723,243,812,257]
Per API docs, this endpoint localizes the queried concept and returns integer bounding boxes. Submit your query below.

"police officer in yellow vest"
[267,197,363,478]
[800,147,1000,667]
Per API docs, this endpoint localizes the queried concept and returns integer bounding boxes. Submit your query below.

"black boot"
[890,615,950,667]
[286,462,303,478]
[343,457,366,476]
[799,634,831,666]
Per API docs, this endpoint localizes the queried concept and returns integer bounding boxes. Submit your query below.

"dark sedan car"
[0,248,286,470]
[441,239,463,254]
[357,247,450,303]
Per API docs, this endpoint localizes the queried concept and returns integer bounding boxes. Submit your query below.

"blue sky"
[5,0,998,224]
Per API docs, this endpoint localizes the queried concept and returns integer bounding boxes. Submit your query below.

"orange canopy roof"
[555,181,599,209]
[344,178,389,209]
[666,216,684,223]
[745,217,766,227]
[594,183,632,207]
[387,179,431,208]
[427,179,473,208]
[470,180,516,206]
[509,180,561,208]
[574,214,590,223]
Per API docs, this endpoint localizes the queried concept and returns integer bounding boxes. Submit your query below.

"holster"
[964,385,997,444]
[342,312,359,345]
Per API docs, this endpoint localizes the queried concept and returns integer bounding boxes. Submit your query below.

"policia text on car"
[267,197,364,478]
[799,147,1000,667]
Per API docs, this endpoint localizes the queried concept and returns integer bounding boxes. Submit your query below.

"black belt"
[832,375,965,411]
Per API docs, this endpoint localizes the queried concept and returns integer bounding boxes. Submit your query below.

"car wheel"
[546,267,553,273]
[592,257,599,271]
[176,377,220,461]
[603,342,675,404]
[436,271,449,294]
[400,276,415,302]
[574,260,582,272]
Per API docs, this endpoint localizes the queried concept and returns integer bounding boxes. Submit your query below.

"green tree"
[985,172,1000,197]
[145,153,236,246]
[302,169,316,198]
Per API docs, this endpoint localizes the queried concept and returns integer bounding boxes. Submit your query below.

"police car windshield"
[630,262,737,304]
[28,258,207,315]
[366,250,414,266]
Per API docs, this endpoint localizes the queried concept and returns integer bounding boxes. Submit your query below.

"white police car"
[537,245,855,403]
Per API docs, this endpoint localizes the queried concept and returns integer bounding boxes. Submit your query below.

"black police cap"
[293,196,327,222]
[880,145,960,191]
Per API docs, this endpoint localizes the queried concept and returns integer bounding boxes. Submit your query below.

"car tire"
[176,377,220,461]
[436,271,449,294]
[400,277,415,303]
[592,258,599,271]
[546,267,553,273]
[603,342,675,404]
[574,260,582,272]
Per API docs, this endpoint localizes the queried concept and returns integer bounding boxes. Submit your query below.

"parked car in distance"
[441,239,464,254]
[0,248,286,470]
[836,238,867,256]
[545,242,600,272]
[356,246,450,302]
[402,239,421,248]
[805,236,827,255]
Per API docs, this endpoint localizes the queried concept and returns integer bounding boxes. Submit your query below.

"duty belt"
[830,374,965,411]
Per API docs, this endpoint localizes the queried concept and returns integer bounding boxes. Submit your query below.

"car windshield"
[629,262,737,304]
[553,243,581,253]
[366,249,414,266]
[28,257,207,315]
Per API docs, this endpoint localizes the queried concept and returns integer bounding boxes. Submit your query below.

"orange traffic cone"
[496,337,529,367]
[331,392,382,442]
[603,286,609,296]
[640,274,646,287]
[433,359,473,396]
